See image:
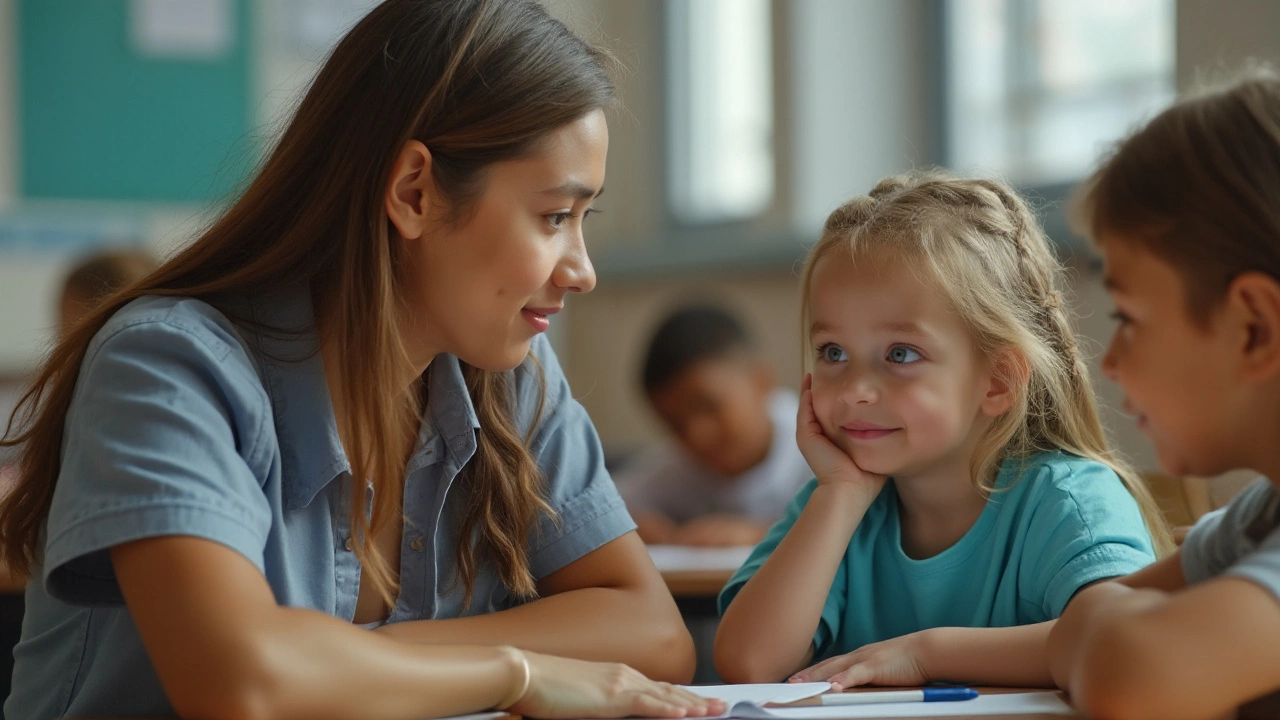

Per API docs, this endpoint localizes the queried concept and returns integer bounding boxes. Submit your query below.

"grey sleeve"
[1182,478,1280,590]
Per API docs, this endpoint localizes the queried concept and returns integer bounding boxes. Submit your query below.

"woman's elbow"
[165,641,283,720]
[640,612,697,683]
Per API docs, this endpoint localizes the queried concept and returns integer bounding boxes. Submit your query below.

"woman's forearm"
[715,483,876,683]
[377,583,695,683]
[920,623,1055,688]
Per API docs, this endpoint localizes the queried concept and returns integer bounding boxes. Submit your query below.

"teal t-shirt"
[718,451,1156,661]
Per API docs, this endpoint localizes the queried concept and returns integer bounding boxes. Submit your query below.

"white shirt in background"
[615,390,812,524]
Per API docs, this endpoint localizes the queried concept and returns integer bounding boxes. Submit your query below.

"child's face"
[807,251,997,478]
[649,358,776,478]
[1100,238,1245,476]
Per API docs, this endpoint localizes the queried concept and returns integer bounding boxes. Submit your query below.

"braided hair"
[800,170,1174,556]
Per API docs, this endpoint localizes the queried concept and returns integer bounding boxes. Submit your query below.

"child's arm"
[631,511,678,544]
[671,514,771,546]
[113,535,720,720]
[714,375,885,683]
[1048,574,1280,720]
[376,532,696,683]
[791,622,1057,689]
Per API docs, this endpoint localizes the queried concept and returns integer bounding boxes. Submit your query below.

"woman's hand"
[788,632,931,690]
[510,651,726,719]
[797,374,886,500]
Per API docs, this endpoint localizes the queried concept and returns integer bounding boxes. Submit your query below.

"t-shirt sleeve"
[1017,460,1157,620]
[518,335,637,579]
[718,479,848,658]
[1182,478,1280,591]
[43,317,274,607]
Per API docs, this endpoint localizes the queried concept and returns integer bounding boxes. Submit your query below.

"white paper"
[725,691,1076,718]
[647,545,755,573]
[686,683,832,707]
[130,0,233,60]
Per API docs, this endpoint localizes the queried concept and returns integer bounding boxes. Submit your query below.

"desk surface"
[649,545,750,599]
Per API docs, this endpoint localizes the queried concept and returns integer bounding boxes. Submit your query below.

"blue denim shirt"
[6,287,635,720]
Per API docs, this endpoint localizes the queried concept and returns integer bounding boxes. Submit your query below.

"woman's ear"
[981,348,1028,418]
[384,140,434,241]
[1226,272,1280,384]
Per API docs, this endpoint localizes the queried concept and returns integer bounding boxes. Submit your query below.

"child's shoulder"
[996,450,1135,517]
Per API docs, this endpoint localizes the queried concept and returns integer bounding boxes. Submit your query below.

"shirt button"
[344,537,354,551]
[410,537,425,552]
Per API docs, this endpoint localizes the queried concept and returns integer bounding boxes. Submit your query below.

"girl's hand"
[787,632,931,690]
[509,651,726,719]
[797,374,886,499]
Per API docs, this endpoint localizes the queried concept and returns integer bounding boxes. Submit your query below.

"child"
[1048,72,1280,720]
[618,304,812,547]
[57,248,157,333]
[715,170,1173,688]
[0,2,722,719]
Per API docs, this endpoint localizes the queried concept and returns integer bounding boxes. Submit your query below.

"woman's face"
[402,110,607,371]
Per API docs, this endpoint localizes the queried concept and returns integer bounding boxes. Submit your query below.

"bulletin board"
[18,0,254,202]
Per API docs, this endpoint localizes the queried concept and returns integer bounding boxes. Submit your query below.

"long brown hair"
[800,171,1174,556]
[1076,69,1280,326]
[0,0,615,608]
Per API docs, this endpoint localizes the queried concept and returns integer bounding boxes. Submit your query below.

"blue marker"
[770,687,979,707]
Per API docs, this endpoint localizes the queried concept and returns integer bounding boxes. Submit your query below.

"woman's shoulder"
[83,295,265,404]
[94,295,250,361]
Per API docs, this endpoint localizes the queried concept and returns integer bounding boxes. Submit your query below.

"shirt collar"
[242,284,481,509]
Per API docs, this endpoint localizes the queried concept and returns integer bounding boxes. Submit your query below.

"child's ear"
[980,348,1028,418]
[1226,272,1280,383]
[384,140,435,241]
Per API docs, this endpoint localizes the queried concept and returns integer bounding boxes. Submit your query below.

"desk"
[650,545,751,597]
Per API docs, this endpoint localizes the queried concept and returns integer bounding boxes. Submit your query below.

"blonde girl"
[715,171,1171,688]
[0,2,721,719]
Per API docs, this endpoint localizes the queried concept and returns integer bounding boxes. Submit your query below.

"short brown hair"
[1076,68,1280,325]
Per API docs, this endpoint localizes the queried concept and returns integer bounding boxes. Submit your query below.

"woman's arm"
[114,535,718,720]
[376,532,697,683]
[714,482,877,683]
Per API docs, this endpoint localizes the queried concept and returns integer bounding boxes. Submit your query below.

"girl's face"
[401,110,608,371]
[807,250,999,478]
[1100,238,1244,476]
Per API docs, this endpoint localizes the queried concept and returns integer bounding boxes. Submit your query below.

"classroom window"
[946,0,1175,185]
[665,0,775,225]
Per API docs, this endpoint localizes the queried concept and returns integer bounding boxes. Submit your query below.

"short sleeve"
[517,336,636,578]
[717,479,848,658]
[43,312,274,606]
[1182,478,1275,585]
[1017,460,1157,619]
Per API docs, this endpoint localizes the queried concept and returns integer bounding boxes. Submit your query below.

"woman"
[0,2,713,718]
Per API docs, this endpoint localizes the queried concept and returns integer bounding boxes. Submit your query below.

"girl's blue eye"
[818,343,847,363]
[887,346,921,364]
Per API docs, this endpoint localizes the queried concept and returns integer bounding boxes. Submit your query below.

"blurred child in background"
[617,305,812,547]
[57,249,158,333]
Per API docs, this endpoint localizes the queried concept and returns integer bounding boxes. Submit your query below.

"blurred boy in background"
[616,304,812,546]
[0,247,156,719]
